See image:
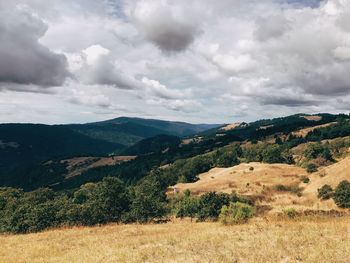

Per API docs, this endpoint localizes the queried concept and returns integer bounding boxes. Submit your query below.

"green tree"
[197,192,229,221]
[4,188,62,233]
[333,180,350,208]
[244,145,264,162]
[304,143,333,161]
[0,187,24,232]
[175,194,199,221]
[72,177,129,225]
[215,149,240,168]
[262,145,284,163]
[129,175,167,223]
[275,137,283,145]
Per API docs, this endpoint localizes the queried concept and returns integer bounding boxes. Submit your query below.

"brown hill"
[302,155,350,210]
[292,122,336,137]
[170,155,350,213]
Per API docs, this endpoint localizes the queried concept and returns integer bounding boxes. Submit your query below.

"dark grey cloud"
[80,54,141,90]
[296,62,350,96]
[132,1,200,52]
[144,22,197,52]
[260,95,319,107]
[0,9,69,87]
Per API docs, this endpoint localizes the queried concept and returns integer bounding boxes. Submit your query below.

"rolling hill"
[67,117,221,147]
[0,113,348,191]
[0,118,219,189]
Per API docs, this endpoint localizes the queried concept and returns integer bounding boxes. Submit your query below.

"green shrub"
[262,145,285,163]
[274,184,303,196]
[333,180,350,208]
[219,202,254,225]
[197,192,230,221]
[304,143,333,161]
[306,163,317,173]
[275,184,290,191]
[317,184,333,200]
[282,208,298,219]
[300,176,310,184]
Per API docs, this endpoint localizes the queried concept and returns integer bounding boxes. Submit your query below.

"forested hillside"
[67,117,220,147]
[1,113,350,234]
[0,124,122,189]
[0,118,218,190]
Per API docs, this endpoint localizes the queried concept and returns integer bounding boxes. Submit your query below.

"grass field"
[1,217,349,263]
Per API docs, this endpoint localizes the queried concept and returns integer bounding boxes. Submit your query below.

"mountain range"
[0,117,220,189]
[1,113,348,191]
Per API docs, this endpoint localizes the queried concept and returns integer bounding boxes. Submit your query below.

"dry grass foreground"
[1,218,350,263]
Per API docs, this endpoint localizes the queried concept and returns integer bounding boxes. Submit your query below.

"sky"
[0,0,350,124]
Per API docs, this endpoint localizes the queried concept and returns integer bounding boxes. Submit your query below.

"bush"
[197,192,230,221]
[282,208,298,219]
[333,180,350,208]
[173,191,253,222]
[300,176,310,184]
[275,184,290,191]
[304,143,333,161]
[306,163,317,173]
[274,184,303,196]
[219,202,254,225]
[317,184,333,200]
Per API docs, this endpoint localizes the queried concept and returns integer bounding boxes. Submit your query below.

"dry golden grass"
[171,163,310,212]
[170,159,350,213]
[301,155,350,210]
[292,122,337,137]
[301,115,323,121]
[1,218,350,263]
[220,122,242,131]
[61,156,136,178]
[172,162,307,197]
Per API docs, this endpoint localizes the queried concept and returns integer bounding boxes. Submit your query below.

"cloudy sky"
[0,0,350,124]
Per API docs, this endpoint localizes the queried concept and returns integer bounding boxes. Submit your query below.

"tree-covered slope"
[67,117,220,146]
[1,113,348,191]
[0,124,123,188]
